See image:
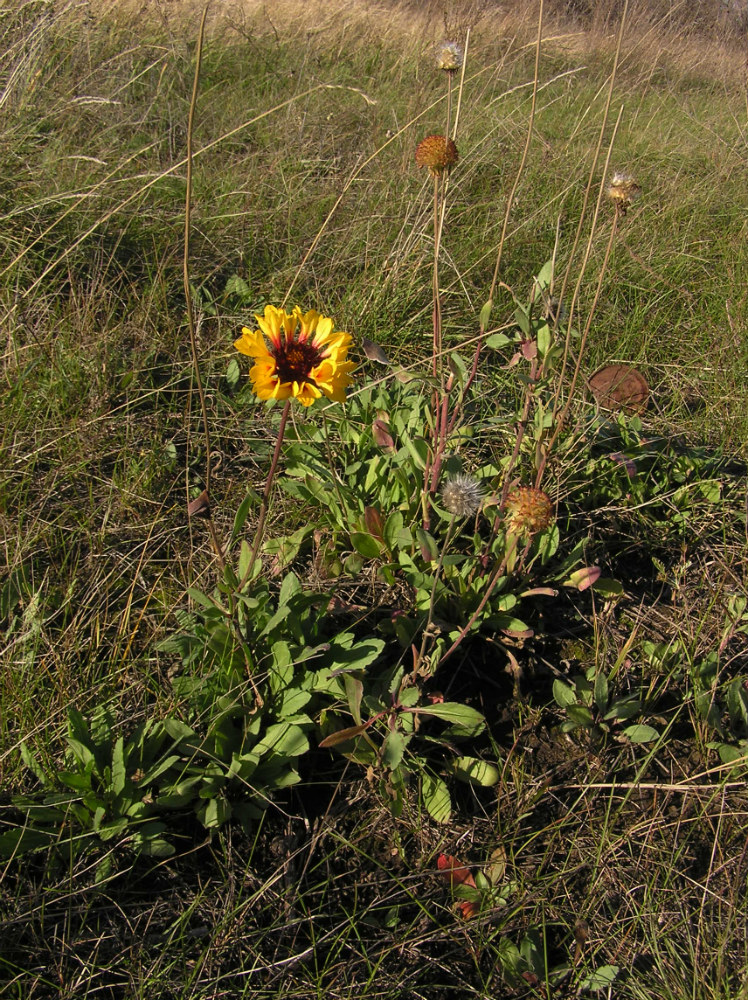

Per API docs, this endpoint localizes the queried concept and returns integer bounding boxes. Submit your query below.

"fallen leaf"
[187,490,210,518]
[589,364,649,414]
[437,853,477,889]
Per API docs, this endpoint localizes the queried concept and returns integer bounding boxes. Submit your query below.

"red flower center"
[272,340,324,385]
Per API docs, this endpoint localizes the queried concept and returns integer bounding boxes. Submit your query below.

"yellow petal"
[235,328,271,358]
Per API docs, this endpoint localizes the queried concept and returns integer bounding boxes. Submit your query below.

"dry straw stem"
[182,3,226,573]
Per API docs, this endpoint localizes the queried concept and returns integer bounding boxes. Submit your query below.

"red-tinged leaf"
[520,339,537,360]
[187,490,210,518]
[318,724,368,748]
[565,566,602,591]
[506,351,522,368]
[364,506,384,540]
[501,627,534,639]
[519,587,558,598]
[372,419,395,451]
[457,899,479,920]
[608,451,637,478]
[437,853,477,890]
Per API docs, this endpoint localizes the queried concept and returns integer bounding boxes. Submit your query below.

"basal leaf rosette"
[234,305,355,407]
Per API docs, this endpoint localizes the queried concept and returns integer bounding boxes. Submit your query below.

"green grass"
[2,1,748,997]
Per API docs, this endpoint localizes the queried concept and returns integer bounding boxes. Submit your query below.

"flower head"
[442,474,483,518]
[437,41,463,72]
[505,487,553,537]
[606,172,641,216]
[415,135,459,177]
[234,305,355,407]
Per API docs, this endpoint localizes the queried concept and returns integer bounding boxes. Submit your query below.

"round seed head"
[442,474,483,518]
[505,487,553,537]
[437,41,463,72]
[415,135,459,177]
[606,172,641,216]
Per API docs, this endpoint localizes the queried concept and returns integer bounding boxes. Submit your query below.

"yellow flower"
[234,305,355,407]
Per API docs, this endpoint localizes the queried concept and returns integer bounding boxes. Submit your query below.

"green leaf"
[514,304,530,336]
[237,539,254,582]
[0,827,59,858]
[591,578,624,597]
[553,680,577,708]
[400,432,429,471]
[67,708,93,750]
[593,674,609,712]
[224,274,252,301]
[344,675,364,726]
[415,527,439,562]
[485,332,511,349]
[536,322,552,357]
[111,736,127,796]
[269,641,293,694]
[253,723,309,758]
[566,705,595,727]
[421,773,451,823]
[130,822,175,857]
[451,756,500,786]
[382,730,407,769]
[139,753,181,785]
[20,743,50,786]
[623,724,660,743]
[278,572,302,607]
[98,817,129,842]
[199,796,232,829]
[351,531,382,559]
[162,719,197,742]
[279,688,312,717]
[534,258,553,291]
[383,510,406,551]
[226,357,241,389]
[66,738,96,771]
[579,965,620,991]
[479,299,493,330]
[415,703,485,734]
[187,587,227,613]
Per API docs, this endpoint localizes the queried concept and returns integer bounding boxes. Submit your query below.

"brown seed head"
[505,487,553,537]
[415,135,459,177]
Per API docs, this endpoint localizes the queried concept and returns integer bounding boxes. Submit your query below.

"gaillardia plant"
[234,304,355,406]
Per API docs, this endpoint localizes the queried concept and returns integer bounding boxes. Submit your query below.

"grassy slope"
[1,1,747,997]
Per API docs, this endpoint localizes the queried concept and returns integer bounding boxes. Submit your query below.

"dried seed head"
[437,41,463,72]
[442,474,483,518]
[415,135,459,177]
[505,487,553,537]
[606,172,641,216]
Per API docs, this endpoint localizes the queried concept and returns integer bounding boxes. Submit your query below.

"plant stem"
[415,513,458,677]
[437,533,519,667]
[240,398,292,587]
